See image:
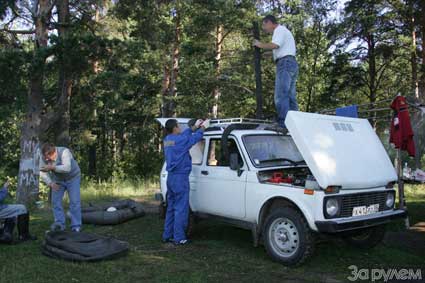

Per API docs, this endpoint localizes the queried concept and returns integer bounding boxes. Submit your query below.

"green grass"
[0,182,424,283]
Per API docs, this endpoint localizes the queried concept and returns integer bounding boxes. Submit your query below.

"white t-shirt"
[272,25,296,61]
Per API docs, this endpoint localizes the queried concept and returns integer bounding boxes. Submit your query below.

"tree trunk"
[16,0,53,204]
[87,4,102,178]
[54,0,72,146]
[420,0,425,101]
[161,64,171,117]
[252,21,263,119]
[411,14,419,99]
[368,34,377,105]
[17,86,44,204]
[162,2,181,118]
[88,143,97,177]
[366,34,378,127]
[306,21,321,113]
[212,25,223,119]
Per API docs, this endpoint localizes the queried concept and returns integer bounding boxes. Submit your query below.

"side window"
[190,139,205,165]
[207,139,243,167]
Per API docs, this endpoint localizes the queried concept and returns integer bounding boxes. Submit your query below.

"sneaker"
[174,239,191,246]
[71,227,81,233]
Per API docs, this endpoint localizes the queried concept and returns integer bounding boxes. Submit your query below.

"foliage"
[0,0,424,181]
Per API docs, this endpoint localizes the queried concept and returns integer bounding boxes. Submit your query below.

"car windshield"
[243,135,304,168]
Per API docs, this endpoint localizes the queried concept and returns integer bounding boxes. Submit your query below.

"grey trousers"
[0,204,27,219]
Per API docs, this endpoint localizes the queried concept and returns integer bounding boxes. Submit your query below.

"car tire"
[343,225,386,249]
[263,207,315,266]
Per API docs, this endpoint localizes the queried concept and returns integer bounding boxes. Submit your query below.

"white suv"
[155,111,406,266]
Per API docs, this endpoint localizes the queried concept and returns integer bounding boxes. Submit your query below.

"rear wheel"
[343,225,386,249]
[263,207,315,266]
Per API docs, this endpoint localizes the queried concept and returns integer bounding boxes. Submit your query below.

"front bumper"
[315,209,407,233]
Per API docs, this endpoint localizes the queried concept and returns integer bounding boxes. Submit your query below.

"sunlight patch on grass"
[80,178,159,201]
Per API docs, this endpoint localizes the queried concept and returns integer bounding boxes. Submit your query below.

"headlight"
[325,198,340,218]
[386,192,395,208]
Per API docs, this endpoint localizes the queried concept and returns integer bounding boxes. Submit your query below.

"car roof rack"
[204,118,284,133]
[210,118,276,127]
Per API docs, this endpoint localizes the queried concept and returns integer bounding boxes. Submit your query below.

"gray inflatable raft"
[81,199,145,225]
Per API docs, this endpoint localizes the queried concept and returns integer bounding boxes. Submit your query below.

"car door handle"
[201,170,209,175]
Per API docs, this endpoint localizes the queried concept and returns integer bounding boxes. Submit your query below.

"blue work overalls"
[162,127,204,243]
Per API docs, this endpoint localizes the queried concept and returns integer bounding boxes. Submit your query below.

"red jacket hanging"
[389,96,415,157]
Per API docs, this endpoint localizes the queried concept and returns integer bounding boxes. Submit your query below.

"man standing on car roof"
[162,118,210,245]
[253,15,299,129]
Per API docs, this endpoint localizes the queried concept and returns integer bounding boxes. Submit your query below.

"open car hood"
[285,111,397,189]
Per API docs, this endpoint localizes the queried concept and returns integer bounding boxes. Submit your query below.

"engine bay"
[257,167,319,189]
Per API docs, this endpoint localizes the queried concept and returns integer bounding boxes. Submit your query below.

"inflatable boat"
[42,231,129,262]
[81,199,145,225]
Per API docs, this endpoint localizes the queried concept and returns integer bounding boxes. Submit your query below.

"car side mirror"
[229,153,243,177]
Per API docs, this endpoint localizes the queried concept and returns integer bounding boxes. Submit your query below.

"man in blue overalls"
[162,118,210,245]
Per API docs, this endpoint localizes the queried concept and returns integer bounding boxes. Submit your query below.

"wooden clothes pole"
[397,148,410,228]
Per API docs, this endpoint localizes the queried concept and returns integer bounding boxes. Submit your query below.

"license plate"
[352,204,379,216]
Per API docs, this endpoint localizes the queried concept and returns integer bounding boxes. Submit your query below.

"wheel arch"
[257,196,316,234]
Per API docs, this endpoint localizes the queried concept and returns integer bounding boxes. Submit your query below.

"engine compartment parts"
[267,172,293,184]
[258,167,319,189]
[81,199,145,225]
[42,231,129,262]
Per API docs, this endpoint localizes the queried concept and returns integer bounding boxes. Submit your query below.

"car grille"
[339,191,391,218]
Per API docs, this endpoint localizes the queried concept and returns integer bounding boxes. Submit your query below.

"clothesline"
[319,98,424,116]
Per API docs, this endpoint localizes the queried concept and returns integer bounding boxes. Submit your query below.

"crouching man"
[39,143,82,232]
[0,180,36,244]
[162,118,209,245]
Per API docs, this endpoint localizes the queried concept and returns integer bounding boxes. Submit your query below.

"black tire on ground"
[262,207,315,266]
[342,225,386,249]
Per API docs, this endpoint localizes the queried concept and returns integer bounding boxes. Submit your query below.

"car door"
[160,139,205,211]
[188,139,205,210]
[195,136,247,219]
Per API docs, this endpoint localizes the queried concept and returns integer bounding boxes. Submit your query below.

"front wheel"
[343,225,386,249]
[263,207,315,266]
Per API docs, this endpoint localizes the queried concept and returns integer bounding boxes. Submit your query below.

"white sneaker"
[174,239,191,246]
